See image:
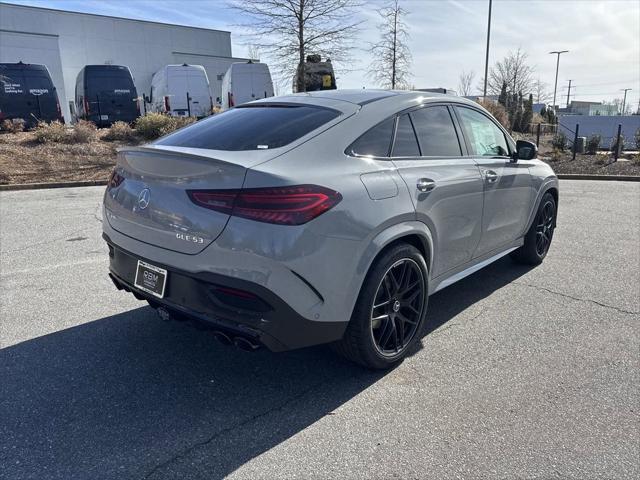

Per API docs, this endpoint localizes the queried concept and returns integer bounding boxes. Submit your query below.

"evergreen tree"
[498,81,508,107]
[520,94,533,133]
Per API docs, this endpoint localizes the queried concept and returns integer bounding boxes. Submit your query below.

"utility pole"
[621,88,631,115]
[482,0,492,100]
[566,79,572,108]
[549,50,569,113]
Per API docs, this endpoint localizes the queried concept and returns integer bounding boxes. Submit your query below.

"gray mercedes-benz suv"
[103,90,558,369]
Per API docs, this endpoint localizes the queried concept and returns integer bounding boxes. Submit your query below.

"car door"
[392,105,484,278]
[454,106,534,257]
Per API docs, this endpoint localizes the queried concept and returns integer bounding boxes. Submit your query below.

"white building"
[0,3,249,122]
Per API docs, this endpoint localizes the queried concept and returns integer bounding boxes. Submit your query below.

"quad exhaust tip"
[233,336,260,352]
[212,330,232,346]
[212,330,260,351]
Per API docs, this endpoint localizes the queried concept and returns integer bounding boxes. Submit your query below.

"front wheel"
[511,192,556,265]
[332,243,428,369]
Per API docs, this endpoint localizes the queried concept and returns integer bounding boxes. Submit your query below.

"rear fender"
[357,220,434,283]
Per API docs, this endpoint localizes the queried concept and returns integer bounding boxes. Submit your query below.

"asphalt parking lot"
[1,180,638,480]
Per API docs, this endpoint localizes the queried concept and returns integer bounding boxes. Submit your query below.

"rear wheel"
[333,243,428,369]
[511,192,556,265]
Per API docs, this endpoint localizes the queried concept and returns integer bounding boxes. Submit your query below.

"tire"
[332,243,429,369]
[511,192,556,265]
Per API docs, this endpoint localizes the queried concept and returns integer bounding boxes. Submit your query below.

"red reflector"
[214,286,258,299]
[187,185,342,225]
[107,169,124,189]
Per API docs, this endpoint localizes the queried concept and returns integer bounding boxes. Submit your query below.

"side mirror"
[514,140,537,161]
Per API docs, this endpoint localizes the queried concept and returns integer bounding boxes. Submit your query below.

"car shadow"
[0,257,533,479]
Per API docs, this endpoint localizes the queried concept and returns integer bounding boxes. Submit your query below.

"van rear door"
[86,68,138,126]
[0,64,60,126]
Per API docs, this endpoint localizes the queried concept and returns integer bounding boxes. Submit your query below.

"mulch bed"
[0,130,139,185]
[541,152,640,176]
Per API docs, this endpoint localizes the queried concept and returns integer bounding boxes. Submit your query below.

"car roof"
[252,89,482,115]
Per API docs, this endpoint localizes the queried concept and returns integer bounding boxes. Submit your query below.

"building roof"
[0,2,231,34]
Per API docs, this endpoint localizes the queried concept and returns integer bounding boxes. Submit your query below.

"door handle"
[416,178,436,192]
[484,170,498,183]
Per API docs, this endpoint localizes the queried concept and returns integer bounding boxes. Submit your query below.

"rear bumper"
[104,234,347,352]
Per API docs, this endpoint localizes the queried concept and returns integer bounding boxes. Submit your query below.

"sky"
[4,0,640,109]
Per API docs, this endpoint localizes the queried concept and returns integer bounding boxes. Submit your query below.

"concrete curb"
[557,174,640,182]
[0,180,108,191]
[1,175,639,192]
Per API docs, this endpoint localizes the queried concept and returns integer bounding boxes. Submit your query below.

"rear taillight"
[187,185,342,225]
[84,97,90,115]
[107,169,124,189]
[164,95,171,112]
[228,92,234,107]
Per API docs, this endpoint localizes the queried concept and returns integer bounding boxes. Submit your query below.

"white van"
[221,61,274,110]
[149,64,212,118]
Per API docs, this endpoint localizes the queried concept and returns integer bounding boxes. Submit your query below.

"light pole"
[549,50,568,112]
[482,0,493,100]
[621,88,631,115]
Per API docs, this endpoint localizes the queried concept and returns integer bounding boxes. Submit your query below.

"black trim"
[103,233,347,352]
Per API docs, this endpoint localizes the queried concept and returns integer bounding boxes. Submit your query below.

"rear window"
[86,69,135,96]
[156,104,340,151]
[1,67,54,97]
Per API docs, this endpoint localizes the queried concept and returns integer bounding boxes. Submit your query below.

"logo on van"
[137,188,150,210]
[114,89,131,94]
[29,89,49,95]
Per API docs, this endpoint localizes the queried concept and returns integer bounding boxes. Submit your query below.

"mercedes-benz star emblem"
[137,188,150,210]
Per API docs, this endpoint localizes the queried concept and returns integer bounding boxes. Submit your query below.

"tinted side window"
[156,105,340,151]
[410,106,461,156]
[456,107,509,156]
[392,114,420,157]
[349,117,395,157]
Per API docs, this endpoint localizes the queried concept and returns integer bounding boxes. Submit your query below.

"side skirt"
[430,242,522,294]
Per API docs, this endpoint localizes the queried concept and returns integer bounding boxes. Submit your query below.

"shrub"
[135,113,196,140]
[476,99,509,129]
[551,131,567,151]
[586,134,601,155]
[135,113,173,140]
[610,134,625,155]
[104,121,136,142]
[70,120,97,143]
[1,118,25,133]
[165,115,196,134]
[549,149,563,162]
[33,121,67,143]
[531,112,545,126]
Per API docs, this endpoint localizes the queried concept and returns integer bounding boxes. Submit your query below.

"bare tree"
[458,70,475,96]
[368,0,412,89]
[532,77,551,103]
[228,0,362,92]
[246,44,261,62]
[479,48,535,97]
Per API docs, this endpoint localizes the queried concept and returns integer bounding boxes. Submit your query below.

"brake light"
[164,95,171,112]
[187,185,342,225]
[107,169,124,189]
[228,92,234,107]
[84,97,90,115]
